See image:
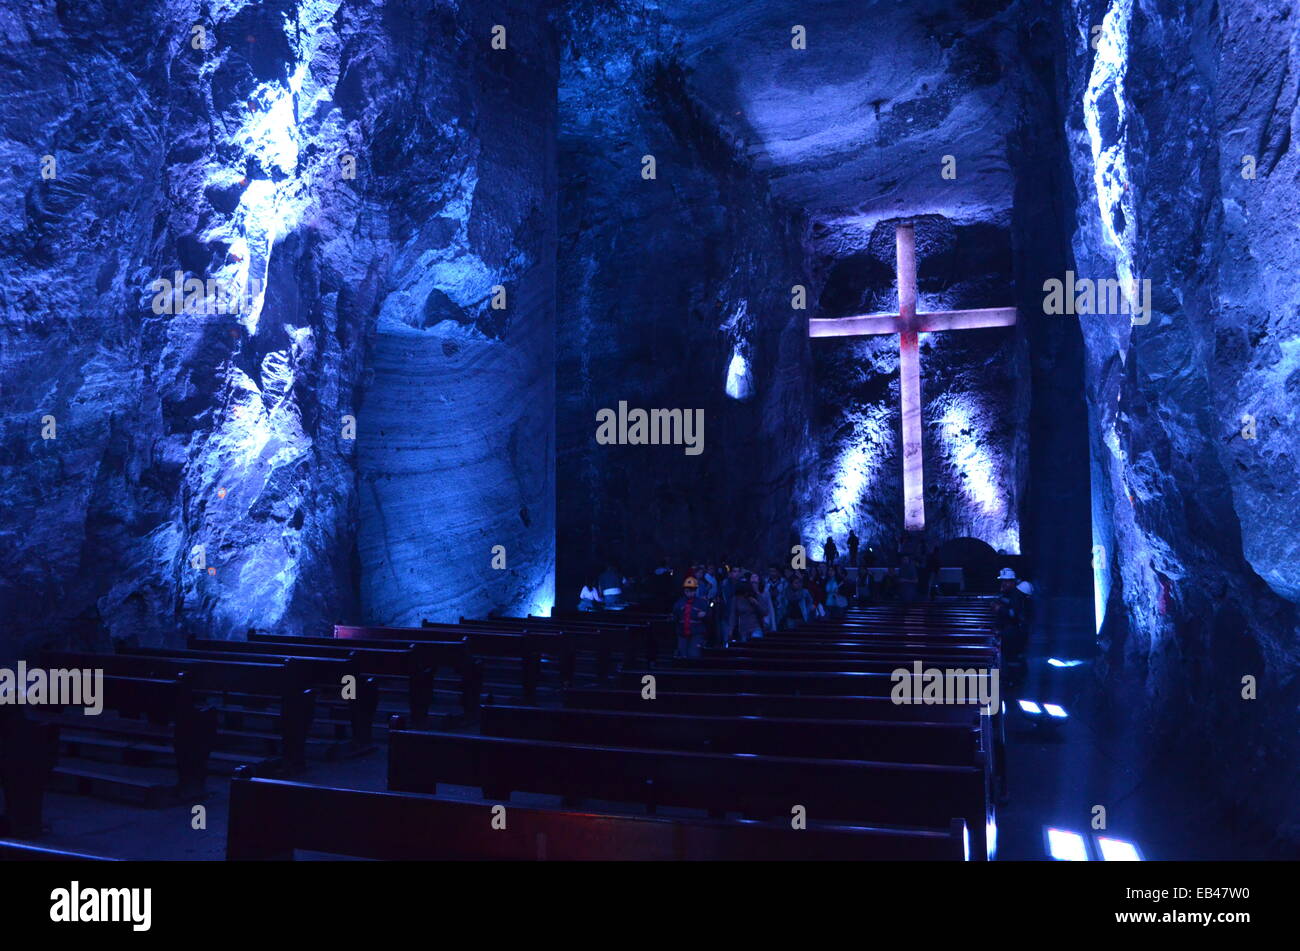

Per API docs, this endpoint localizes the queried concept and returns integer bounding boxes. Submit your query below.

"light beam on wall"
[1084,0,1138,292]
[525,574,556,619]
[937,400,1019,553]
[802,405,892,557]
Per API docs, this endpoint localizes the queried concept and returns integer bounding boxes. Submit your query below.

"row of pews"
[227,599,1003,860]
[0,612,666,840]
[2,599,1003,860]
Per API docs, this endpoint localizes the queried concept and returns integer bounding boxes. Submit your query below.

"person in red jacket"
[672,576,710,658]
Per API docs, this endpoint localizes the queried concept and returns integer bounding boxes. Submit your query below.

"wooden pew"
[426,621,577,687]
[736,640,997,659]
[253,633,479,724]
[564,685,1006,804]
[790,629,996,642]
[192,637,415,728]
[546,609,673,663]
[685,636,1006,802]
[617,667,996,698]
[821,606,996,620]
[785,624,997,640]
[480,702,982,766]
[846,602,994,614]
[40,651,314,772]
[515,615,642,676]
[563,687,988,723]
[227,772,968,861]
[124,647,375,749]
[803,618,996,634]
[668,655,994,674]
[707,647,998,668]
[387,723,994,859]
[340,624,556,700]
[442,617,632,686]
[44,673,218,802]
[0,707,59,837]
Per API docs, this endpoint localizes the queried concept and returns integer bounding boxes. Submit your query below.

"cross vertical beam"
[896,223,925,531]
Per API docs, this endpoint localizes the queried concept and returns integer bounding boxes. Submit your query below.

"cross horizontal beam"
[808,306,1018,338]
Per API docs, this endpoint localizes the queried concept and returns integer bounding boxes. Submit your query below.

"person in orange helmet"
[672,576,710,658]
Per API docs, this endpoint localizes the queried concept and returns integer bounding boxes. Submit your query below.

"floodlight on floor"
[1018,699,1042,715]
[1096,836,1143,861]
[1045,828,1089,861]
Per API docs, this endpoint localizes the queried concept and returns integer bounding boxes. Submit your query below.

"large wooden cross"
[808,221,1017,531]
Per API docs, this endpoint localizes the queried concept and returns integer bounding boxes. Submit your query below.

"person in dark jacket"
[783,576,815,627]
[924,545,942,600]
[598,564,624,609]
[847,530,859,568]
[729,580,765,645]
[717,567,740,647]
[672,577,710,658]
[898,556,919,602]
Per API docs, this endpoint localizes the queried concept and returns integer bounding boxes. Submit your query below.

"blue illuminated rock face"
[354,4,557,625]
[1062,0,1299,841]
[555,0,813,596]
[0,0,557,653]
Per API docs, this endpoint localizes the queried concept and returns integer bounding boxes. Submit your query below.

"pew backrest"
[227,774,967,861]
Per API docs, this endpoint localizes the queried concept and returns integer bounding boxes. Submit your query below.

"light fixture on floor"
[1096,836,1143,861]
[1045,827,1089,861]
[1043,703,1068,718]
[1018,699,1041,715]
[1048,658,1086,668]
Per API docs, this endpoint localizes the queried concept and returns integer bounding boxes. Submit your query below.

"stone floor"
[998,640,1285,861]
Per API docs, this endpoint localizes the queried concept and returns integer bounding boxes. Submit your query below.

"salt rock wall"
[1063,0,1299,841]
[0,0,556,655]
[355,2,557,625]
[555,0,812,596]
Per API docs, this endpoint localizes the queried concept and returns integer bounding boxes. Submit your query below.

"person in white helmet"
[995,568,1030,668]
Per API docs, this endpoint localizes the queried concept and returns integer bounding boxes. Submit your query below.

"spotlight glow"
[1097,837,1143,861]
[1018,699,1041,714]
[725,348,753,400]
[1084,0,1138,288]
[803,404,892,553]
[937,401,1019,552]
[1048,658,1085,668]
[1043,703,1068,718]
[1046,828,1089,861]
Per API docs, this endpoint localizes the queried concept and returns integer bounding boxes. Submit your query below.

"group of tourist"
[661,562,856,658]
[576,529,1035,663]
